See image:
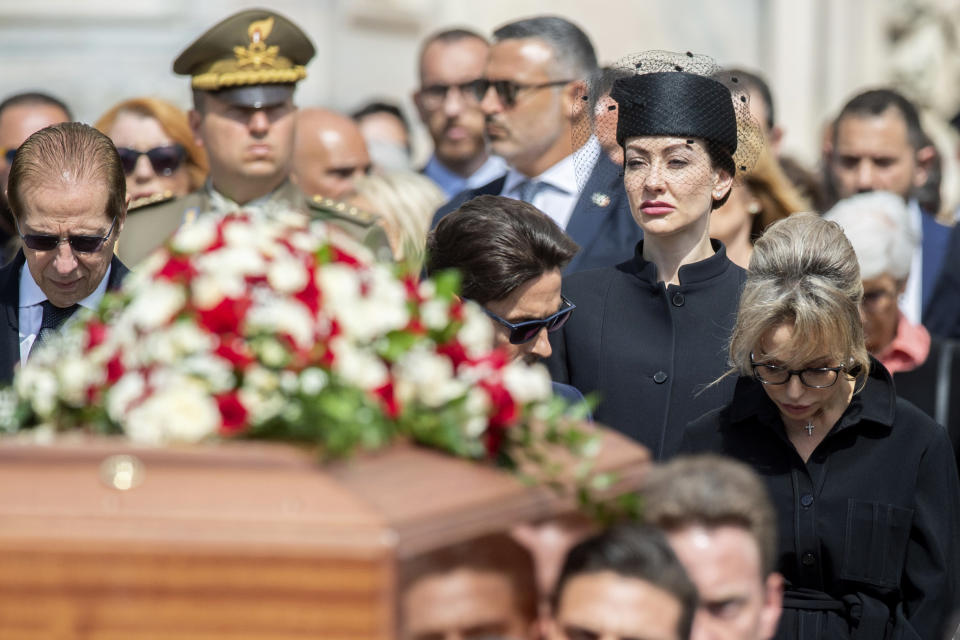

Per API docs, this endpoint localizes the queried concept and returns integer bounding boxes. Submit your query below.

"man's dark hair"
[493,16,598,80]
[399,533,538,625]
[351,100,411,136]
[0,92,72,122]
[554,524,697,640]
[833,88,927,151]
[715,68,775,130]
[425,195,579,305]
[7,122,126,223]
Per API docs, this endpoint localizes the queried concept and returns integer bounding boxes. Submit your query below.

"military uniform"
[118,8,391,266]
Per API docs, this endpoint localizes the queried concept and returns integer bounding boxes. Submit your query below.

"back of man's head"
[643,454,777,576]
[425,195,579,305]
[833,88,925,151]
[552,524,697,640]
[8,122,125,223]
[0,92,72,123]
[399,533,538,640]
[493,16,597,81]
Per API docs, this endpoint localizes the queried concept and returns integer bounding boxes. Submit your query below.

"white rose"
[246,298,315,349]
[419,299,450,331]
[123,379,220,445]
[394,346,466,407]
[126,280,187,331]
[267,257,309,294]
[463,388,492,438]
[299,367,328,395]
[330,338,388,390]
[178,355,236,393]
[106,372,146,423]
[170,216,218,254]
[191,272,245,310]
[15,364,59,420]
[457,304,495,358]
[502,361,553,404]
[57,357,102,407]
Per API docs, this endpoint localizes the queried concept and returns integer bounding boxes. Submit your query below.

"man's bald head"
[291,107,372,199]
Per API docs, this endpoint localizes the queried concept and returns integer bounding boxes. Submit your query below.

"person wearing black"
[546,51,762,458]
[682,213,960,639]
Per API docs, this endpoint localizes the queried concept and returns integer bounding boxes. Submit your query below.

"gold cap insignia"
[233,17,280,70]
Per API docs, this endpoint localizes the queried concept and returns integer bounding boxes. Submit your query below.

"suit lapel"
[0,252,25,384]
[564,155,623,252]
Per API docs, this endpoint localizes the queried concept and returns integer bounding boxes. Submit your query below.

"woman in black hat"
[546,51,761,458]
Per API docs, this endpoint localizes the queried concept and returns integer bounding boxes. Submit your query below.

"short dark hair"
[493,16,597,80]
[715,68,775,130]
[554,524,697,639]
[351,100,411,136]
[399,533,538,625]
[833,88,926,151]
[425,195,579,305]
[643,454,778,577]
[0,92,72,122]
[419,27,487,66]
[7,122,125,223]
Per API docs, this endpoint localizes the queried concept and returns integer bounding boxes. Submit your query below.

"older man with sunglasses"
[0,122,129,383]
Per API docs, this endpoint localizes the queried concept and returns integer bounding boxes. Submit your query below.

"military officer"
[119,8,390,266]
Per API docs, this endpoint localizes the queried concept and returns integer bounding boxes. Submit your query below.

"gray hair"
[493,16,598,80]
[729,213,870,389]
[822,191,917,282]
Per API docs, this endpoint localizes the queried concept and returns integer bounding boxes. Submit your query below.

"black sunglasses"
[470,78,573,107]
[1,146,16,165]
[116,144,186,177]
[15,215,118,254]
[480,296,576,344]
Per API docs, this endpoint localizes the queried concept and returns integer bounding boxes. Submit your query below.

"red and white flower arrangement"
[5,211,589,470]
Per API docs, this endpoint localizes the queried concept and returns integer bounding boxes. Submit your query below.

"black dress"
[682,362,960,640]
[546,240,745,459]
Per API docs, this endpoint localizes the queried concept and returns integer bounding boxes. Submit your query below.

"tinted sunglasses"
[0,147,16,165]
[15,215,118,253]
[116,144,186,176]
[480,296,576,344]
[470,78,573,107]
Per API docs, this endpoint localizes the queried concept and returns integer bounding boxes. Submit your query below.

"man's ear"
[913,144,936,189]
[759,572,784,640]
[188,109,205,149]
[412,90,428,124]
[768,125,784,156]
[564,80,588,122]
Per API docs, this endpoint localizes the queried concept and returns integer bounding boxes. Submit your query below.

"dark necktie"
[33,300,79,355]
[516,179,545,204]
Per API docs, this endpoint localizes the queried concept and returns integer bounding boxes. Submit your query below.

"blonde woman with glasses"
[682,213,960,640]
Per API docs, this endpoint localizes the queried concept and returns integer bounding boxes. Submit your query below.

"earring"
[747,201,761,215]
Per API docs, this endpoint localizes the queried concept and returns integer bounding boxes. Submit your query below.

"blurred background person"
[95,97,207,207]
[350,171,443,269]
[586,66,631,167]
[291,107,372,200]
[684,213,960,639]
[644,454,783,640]
[715,68,783,157]
[399,533,539,640]
[710,147,809,269]
[352,100,413,172]
[548,524,697,640]
[823,191,960,473]
[413,28,505,199]
[827,88,947,328]
[0,92,72,263]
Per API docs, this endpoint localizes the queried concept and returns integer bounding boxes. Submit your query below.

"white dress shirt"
[899,199,924,325]
[501,153,581,230]
[18,263,112,365]
[424,154,507,199]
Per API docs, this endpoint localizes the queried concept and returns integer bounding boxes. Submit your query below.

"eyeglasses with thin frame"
[470,78,574,108]
[750,353,844,389]
[417,81,482,110]
[479,296,576,345]
[116,144,186,177]
[15,215,118,254]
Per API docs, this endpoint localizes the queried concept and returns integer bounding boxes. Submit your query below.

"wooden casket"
[0,430,649,639]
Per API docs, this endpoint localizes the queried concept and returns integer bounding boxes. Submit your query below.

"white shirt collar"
[19,261,112,311]
[502,152,579,197]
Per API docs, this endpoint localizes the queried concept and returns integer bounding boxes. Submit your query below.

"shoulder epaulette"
[128,190,175,212]
[306,195,377,226]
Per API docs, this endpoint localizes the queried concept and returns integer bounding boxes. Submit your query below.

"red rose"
[196,296,252,335]
[106,353,125,384]
[216,392,248,435]
[157,255,195,282]
[87,321,108,349]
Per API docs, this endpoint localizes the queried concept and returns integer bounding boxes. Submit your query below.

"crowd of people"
[1,7,959,640]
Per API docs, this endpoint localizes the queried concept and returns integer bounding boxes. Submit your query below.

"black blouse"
[682,362,960,640]
[546,240,745,459]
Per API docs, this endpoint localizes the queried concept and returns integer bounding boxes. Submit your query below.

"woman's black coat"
[682,362,960,640]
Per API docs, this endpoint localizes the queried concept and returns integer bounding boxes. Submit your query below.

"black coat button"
[653,371,668,384]
[801,552,816,567]
[672,292,685,307]
[800,493,814,508]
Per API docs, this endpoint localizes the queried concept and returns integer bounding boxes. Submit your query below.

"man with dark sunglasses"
[0,122,129,383]
[425,196,584,400]
[413,28,505,199]
[431,16,641,275]
[119,9,390,266]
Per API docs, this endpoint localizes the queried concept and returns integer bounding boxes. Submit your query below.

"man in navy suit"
[431,17,641,274]
[0,122,130,384]
[425,195,588,409]
[828,89,949,329]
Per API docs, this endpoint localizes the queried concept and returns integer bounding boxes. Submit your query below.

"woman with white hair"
[823,192,960,464]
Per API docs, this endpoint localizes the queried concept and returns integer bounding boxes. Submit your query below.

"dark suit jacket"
[0,251,129,385]
[431,155,643,274]
[920,213,951,315]
[923,219,960,337]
